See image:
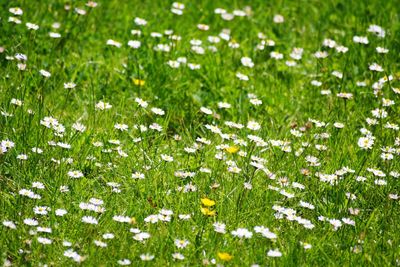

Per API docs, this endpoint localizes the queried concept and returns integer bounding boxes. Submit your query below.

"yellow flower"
[218,252,233,261]
[130,217,136,224]
[201,198,216,207]
[133,78,145,86]
[200,207,216,216]
[225,145,239,154]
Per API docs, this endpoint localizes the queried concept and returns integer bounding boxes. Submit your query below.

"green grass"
[1,0,400,266]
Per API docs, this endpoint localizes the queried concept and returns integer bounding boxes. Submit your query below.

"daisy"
[49,32,61,38]
[250,99,262,105]
[64,82,76,89]
[131,29,142,36]
[149,123,162,132]
[140,254,154,261]
[270,51,283,59]
[95,101,112,110]
[323,38,337,48]
[8,17,22,24]
[241,57,254,68]
[311,80,322,86]
[200,107,213,115]
[82,216,98,224]
[197,24,209,31]
[334,122,345,128]
[188,63,201,70]
[17,154,28,160]
[357,137,374,150]
[114,123,129,131]
[3,221,17,229]
[135,98,148,108]
[236,72,249,81]
[342,218,356,226]
[227,166,242,174]
[55,209,68,216]
[267,249,282,257]
[174,239,190,249]
[374,179,387,185]
[231,228,253,238]
[376,47,389,53]
[254,226,277,239]
[33,206,50,215]
[151,107,165,116]
[161,154,174,162]
[9,7,23,15]
[134,17,147,26]
[178,214,191,220]
[101,233,114,240]
[106,39,122,48]
[132,172,145,179]
[314,51,328,58]
[336,45,349,53]
[24,218,39,226]
[133,232,151,241]
[329,219,342,230]
[171,8,183,15]
[353,36,369,44]
[117,259,131,265]
[247,121,261,130]
[74,8,86,15]
[86,1,98,8]
[172,253,185,260]
[94,240,107,247]
[128,40,141,49]
[37,237,52,245]
[273,14,284,23]
[72,122,86,132]
[68,170,84,178]
[39,69,51,77]
[113,215,131,223]
[221,13,234,21]
[367,24,385,38]
[168,60,180,68]
[369,63,384,72]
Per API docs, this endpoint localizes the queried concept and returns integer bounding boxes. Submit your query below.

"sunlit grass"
[0,1,400,266]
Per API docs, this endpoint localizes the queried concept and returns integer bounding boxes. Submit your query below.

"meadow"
[0,0,400,266]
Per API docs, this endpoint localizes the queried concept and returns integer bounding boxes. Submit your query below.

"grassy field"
[1,0,400,266]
